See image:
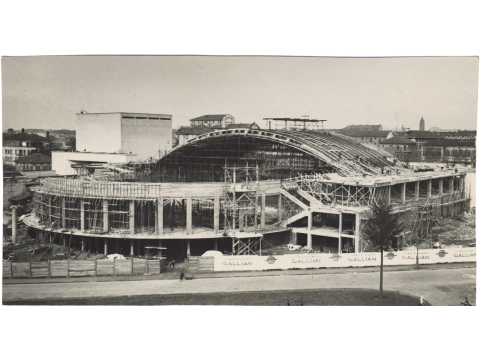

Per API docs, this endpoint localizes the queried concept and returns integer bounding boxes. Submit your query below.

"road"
[2,266,476,305]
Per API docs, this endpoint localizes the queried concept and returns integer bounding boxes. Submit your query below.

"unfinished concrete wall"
[3,181,26,207]
[121,116,172,160]
[76,113,122,153]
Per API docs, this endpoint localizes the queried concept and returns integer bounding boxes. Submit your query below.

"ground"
[3,265,476,306]
[3,289,424,306]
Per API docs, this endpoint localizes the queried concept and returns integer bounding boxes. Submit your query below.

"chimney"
[46,131,50,139]
[7,128,14,135]
[22,128,25,133]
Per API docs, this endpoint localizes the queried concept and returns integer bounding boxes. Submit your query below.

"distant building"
[423,139,476,165]
[379,136,421,161]
[190,114,235,128]
[2,128,49,165]
[419,117,425,131]
[50,129,76,140]
[339,124,383,136]
[444,130,476,140]
[176,125,214,146]
[348,130,393,145]
[225,123,261,130]
[15,153,52,172]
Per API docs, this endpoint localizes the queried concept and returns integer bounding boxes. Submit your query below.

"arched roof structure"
[152,129,401,182]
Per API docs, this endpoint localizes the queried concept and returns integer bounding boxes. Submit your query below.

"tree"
[65,137,76,151]
[361,201,404,298]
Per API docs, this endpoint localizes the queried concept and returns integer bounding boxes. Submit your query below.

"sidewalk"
[3,262,476,285]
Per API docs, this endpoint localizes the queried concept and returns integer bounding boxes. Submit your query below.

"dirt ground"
[3,288,425,306]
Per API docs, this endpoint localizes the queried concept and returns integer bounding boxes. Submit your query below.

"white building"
[189,114,235,128]
[52,112,172,175]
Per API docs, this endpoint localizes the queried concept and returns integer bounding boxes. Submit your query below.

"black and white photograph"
[2,55,477,306]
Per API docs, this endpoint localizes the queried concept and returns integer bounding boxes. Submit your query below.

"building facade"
[189,114,235,128]
[15,153,52,172]
[3,129,49,165]
[379,136,421,161]
[348,130,393,145]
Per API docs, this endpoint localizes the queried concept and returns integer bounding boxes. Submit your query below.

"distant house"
[49,129,76,140]
[444,130,476,140]
[15,153,52,171]
[176,125,214,146]
[225,123,261,130]
[339,124,383,136]
[189,114,235,128]
[2,128,49,165]
[423,139,476,165]
[348,130,393,145]
[379,136,421,161]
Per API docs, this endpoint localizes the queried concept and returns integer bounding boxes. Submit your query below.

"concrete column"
[338,212,343,253]
[386,186,391,205]
[415,181,420,200]
[278,193,283,221]
[61,198,66,228]
[239,200,245,232]
[48,197,52,225]
[186,196,192,235]
[338,237,342,253]
[214,238,218,251]
[427,179,432,198]
[354,213,360,253]
[186,239,191,256]
[260,193,266,230]
[307,211,313,248]
[439,178,443,196]
[11,206,18,244]
[81,237,85,251]
[157,197,163,235]
[104,239,108,255]
[96,238,99,254]
[449,177,454,194]
[129,200,135,235]
[80,200,85,231]
[213,195,220,232]
[157,239,163,257]
[401,182,406,205]
[130,239,134,256]
[103,200,109,233]
[63,233,66,246]
[460,175,465,197]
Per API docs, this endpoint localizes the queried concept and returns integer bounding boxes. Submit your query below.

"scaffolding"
[223,164,262,255]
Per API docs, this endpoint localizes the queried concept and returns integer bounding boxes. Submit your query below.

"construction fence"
[2,258,166,279]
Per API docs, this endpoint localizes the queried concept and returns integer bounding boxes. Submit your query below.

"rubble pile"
[435,208,476,247]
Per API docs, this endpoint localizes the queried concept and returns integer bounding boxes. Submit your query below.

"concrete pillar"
[260,193,266,230]
[386,186,391,205]
[129,200,135,235]
[103,200,109,233]
[61,198,66,228]
[439,178,443,196]
[63,233,66,246]
[449,177,454,194]
[157,197,163,235]
[460,175,465,196]
[427,179,432,198]
[338,212,343,253]
[96,238,99,254]
[307,211,313,248]
[239,200,245,232]
[81,237,85,251]
[158,239,162,257]
[338,237,342,253]
[186,196,192,235]
[48,197,52,225]
[415,181,420,200]
[278,193,283,221]
[130,239,134,256]
[401,182,406,205]
[354,213,360,253]
[80,200,85,231]
[186,239,191,256]
[214,238,218,250]
[213,195,220,232]
[11,206,18,244]
[104,239,108,255]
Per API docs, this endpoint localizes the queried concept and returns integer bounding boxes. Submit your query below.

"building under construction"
[25,128,470,262]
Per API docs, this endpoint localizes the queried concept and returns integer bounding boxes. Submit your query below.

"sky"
[1,56,478,131]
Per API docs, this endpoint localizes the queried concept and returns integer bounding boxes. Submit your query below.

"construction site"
[5,120,472,271]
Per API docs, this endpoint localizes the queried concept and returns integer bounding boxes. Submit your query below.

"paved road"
[3,267,476,305]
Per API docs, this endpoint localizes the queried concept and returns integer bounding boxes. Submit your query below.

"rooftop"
[348,130,392,137]
[3,132,49,142]
[176,125,214,136]
[380,136,416,145]
[15,153,52,164]
[190,114,231,122]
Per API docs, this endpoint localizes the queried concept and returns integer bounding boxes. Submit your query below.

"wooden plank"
[31,262,49,278]
[96,260,115,276]
[12,263,31,278]
[50,260,69,277]
[2,261,12,279]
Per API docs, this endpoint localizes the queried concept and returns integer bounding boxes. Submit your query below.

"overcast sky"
[1,56,478,131]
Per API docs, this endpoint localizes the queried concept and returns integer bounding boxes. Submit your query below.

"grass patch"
[4,288,426,306]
